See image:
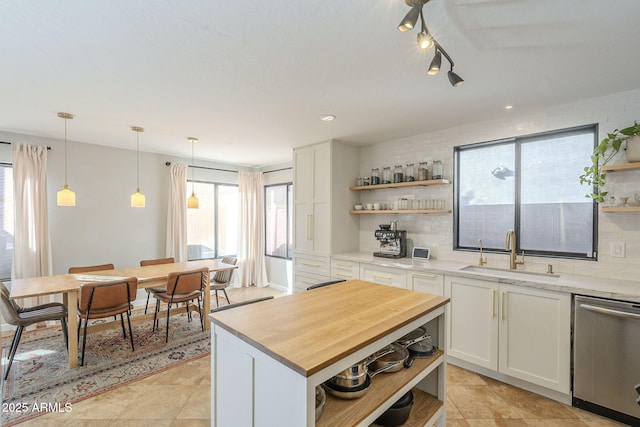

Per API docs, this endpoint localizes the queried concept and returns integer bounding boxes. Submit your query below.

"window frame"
[264,182,293,260]
[453,124,599,260]
[186,179,239,260]
[0,163,13,280]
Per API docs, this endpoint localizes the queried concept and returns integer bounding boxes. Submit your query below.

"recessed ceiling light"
[505,105,514,110]
[320,114,336,122]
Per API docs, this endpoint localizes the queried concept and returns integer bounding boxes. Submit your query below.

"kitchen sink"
[460,265,560,279]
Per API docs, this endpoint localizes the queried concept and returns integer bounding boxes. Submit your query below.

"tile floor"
[12,286,627,426]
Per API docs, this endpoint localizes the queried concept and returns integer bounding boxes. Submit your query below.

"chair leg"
[126,311,135,352]
[165,302,171,343]
[120,313,127,338]
[144,292,151,314]
[215,290,220,307]
[81,315,90,366]
[222,289,231,305]
[4,325,24,380]
[61,317,69,352]
[186,301,192,322]
[152,299,160,332]
[197,297,204,331]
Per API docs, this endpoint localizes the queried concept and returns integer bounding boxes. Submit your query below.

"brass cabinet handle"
[300,262,321,268]
[412,272,437,279]
[492,290,496,318]
[372,273,392,281]
[336,262,352,268]
[501,291,507,320]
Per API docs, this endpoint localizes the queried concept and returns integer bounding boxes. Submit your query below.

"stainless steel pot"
[368,343,408,373]
[329,347,393,389]
[396,326,429,348]
[315,385,326,421]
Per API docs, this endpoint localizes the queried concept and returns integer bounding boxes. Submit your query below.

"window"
[264,183,293,259]
[0,165,13,279]
[186,181,238,260]
[454,125,597,259]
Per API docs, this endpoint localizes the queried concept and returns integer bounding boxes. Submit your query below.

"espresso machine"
[373,222,407,258]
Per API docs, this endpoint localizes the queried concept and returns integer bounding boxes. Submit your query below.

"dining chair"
[150,267,208,343]
[0,283,68,380]
[68,263,115,274]
[77,277,137,366]
[211,257,237,307]
[139,257,175,314]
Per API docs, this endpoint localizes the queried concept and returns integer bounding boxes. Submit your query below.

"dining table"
[8,259,237,368]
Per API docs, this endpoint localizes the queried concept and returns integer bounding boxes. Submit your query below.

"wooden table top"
[9,259,237,299]
[209,280,449,377]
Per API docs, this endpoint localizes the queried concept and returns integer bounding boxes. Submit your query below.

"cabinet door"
[410,272,444,296]
[293,147,311,204]
[498,284,570,393]
[445,276,498,370]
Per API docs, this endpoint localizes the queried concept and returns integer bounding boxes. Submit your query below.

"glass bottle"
[405,163,415,182]
[382,166,392,184]
[417,161,428,181]
[363,176,370,186]
[393,165,404,183]
[432,160,443,180]
[371,168,380,185]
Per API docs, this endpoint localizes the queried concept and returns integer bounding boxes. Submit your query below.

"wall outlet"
[611,241,626,258]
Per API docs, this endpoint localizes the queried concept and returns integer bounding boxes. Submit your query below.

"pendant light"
[56,112,76,206]
[130,126,145,207]
[187,137,199,209]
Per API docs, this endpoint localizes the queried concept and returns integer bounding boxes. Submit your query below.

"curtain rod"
[165,161,238,174]
[1,141,51,150]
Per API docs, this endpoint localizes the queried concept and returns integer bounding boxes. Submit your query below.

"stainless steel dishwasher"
[574,295,640,425]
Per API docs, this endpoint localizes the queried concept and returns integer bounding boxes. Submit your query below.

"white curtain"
[166,163,188,262]
[237,171,268,287]
[11,143,53,305]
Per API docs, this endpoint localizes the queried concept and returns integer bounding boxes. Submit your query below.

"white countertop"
[332,252,640,302]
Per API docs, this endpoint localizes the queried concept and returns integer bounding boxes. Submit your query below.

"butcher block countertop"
[209,279,449,377]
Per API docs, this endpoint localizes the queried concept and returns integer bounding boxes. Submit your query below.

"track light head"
[428,50,442,75]
[398,6,420,32]
[417,31,434,49]
[448,68,464,87]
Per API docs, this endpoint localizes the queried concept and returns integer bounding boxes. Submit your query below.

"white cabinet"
[293,140,360,290]
[330,259,360,281]
[409,271,444,296]
[360,264,407,289]
[444,275,570,394]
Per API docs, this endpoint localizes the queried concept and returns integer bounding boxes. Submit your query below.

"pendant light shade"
[130,126,145,207]
[428,49,442,75]
[398,6,420,32]
[187,137,199,209]
[448,68,464,87]
[56,112,76,206]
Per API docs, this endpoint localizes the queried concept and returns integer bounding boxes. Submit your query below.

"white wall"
[358,88,640,281]
[263,164,293,292]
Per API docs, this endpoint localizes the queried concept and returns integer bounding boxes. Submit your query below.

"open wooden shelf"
[371,388,443,427]
[350,209,451,215]
[601,162,640,172]
[602,206,640,212]
[350,179,451,191]
[317,350,444,427]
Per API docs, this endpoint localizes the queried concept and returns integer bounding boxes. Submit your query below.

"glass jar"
[382,166,392,184]
[393,165,404,183]
[417,161,428,181]
[356,177,363,186]
[363,177,370,186]
[371,168,380,185]
[432,160,443,180]
[405,163,415,182]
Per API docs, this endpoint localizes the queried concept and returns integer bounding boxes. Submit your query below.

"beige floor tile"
[447,395,465,420]
[169,420,211,427]
[175,384,210,420]
[115,384,194,420]
[448,385,526,419]
[523,420,590,426]
[447,364,491,386]
[466,419,529,427]
[445,419,472,426]
[489,383,576,419]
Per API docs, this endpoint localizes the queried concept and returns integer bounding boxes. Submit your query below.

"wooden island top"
[209,279,449,377]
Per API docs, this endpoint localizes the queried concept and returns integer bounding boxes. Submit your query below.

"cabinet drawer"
[293,271,330,293]
[360,264,407,289]
[330,259,360,281]
[293,254,330,276]
[409,271,444,296]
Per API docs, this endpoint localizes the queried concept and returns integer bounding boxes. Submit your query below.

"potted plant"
[579,121,640,203]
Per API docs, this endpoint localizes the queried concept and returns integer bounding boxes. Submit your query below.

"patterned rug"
[1,303,220,426]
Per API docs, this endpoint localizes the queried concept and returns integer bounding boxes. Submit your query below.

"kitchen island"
[208,279,449,427]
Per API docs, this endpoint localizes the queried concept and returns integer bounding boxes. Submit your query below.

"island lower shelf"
[317,350,445,427]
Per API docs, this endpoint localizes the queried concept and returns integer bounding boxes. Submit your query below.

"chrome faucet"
[505,229,525,270]
[477,239,487,266]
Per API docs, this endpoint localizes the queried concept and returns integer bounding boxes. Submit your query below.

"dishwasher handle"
[579,303,640,320]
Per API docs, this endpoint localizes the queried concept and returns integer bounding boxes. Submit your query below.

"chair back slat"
[79,278,137,312]
[69,264,115,274]
[140,257,174,266]
[166,267,208,296]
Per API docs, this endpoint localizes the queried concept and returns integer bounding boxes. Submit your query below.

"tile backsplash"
[357,88,640,282]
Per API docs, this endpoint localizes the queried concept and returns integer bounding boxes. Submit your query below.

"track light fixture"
[397,0,464,87]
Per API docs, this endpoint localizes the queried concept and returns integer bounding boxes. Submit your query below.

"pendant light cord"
[63,117,68,186]
[136,131,140,190]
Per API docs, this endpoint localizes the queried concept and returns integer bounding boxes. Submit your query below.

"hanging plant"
[579,121,640,203]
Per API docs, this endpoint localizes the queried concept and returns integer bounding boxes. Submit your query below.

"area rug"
[0,300,226,426]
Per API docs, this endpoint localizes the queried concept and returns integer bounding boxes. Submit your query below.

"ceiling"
[2,0,640,168]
